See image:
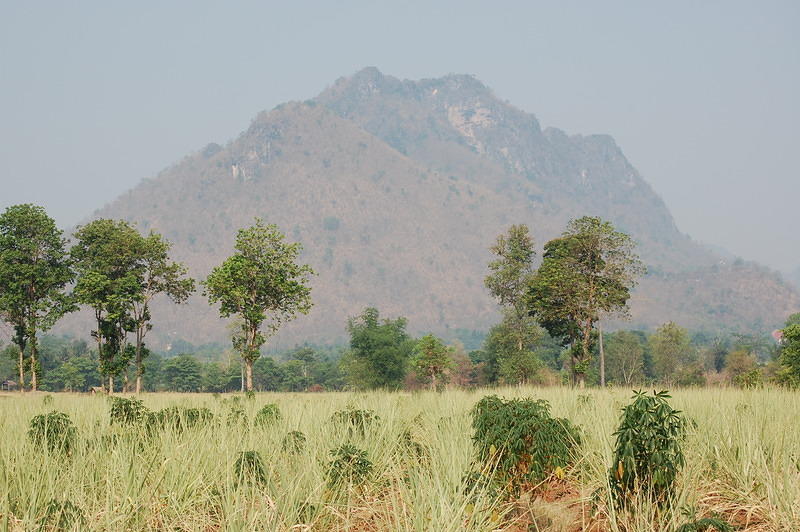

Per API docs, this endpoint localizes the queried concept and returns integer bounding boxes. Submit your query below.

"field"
[1,387,798,531]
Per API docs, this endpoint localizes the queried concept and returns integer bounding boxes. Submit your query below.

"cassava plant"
[254,403,281,426]
[326,444,373,490]
[609,390,686,508]
[471,395,581,494]
[28,411,77,454]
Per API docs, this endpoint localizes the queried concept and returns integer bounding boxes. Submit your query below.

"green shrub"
[226,403,248,427]
[676,507,732,532]
[282,430,306,453]
[38,499,85,530]
[149,406,214,431]
[233,450,267,486]
[245,390,256,400]
[331,408,379,436]
[733,368,762,388]
[254,403,282,427]
[471,395,580,493]
[109,396,149,426]
[28,411,77,454]
[609,390,686,508]
[42,394,54,406]
[326,444,373,489]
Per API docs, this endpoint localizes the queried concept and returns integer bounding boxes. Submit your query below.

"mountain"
[789,266,800,291]
[63,68,800,348]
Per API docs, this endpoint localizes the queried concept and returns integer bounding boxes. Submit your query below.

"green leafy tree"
[411,334,453,391]
[777,324,800,386]
[344,307,413,389]
[161,354,203,392]
[483,320,542,384]
[484,225,542,383]
[129,232,195,393]
[649,322,696,383]
[71,219,143,392]
[203,219,314,391]
[0,204,75,391]
[605,331,646,386]
[529,217,644,387]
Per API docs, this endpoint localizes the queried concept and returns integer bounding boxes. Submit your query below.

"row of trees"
[0,204,312,393]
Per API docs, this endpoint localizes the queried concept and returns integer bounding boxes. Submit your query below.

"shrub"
[282,430,306,453]
[331,408,379,437]
[42,394,54,406]
[39,499,85,530]
[254,404,282,427]
[149,406,214,432]
[609,390,686,508]
[471,395,581,493]
[233,450,268,486]
[28,411,77,454]
[327,444,373,489]
[109,396,149,426]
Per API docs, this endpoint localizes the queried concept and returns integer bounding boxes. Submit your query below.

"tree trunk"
[108,375,114,395]
[245,359,253,392]
[599,324,605,387]
[578,373,586,389]
[430,373,437,392]
[18,345,25,393]
[135,323,146,394]
[29,331,38,392]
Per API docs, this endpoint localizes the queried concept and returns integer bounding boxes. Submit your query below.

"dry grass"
[0,386,797,531]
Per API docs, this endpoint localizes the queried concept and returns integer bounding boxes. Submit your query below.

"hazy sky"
[1,1,798,271]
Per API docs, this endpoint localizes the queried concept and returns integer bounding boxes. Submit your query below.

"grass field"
[0,387,798,531]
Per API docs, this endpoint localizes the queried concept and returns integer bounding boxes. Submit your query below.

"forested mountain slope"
[63,68,799,347]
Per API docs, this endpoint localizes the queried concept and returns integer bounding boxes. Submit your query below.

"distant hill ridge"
[63,67,799,347]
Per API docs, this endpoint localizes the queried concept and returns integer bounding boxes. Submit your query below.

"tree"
[0,204,74,391]
[411,334,453,391]
[484,225,542,382]
[605,331,645,386]
[129,232,195,393]
[777,324,800,386]
[529,217,644,387]
[482,320,542,384]
[161,354,203,392]
[649,322,696,383]
[203,219,314,391]
[72,219,143,392]
[344,307,414,389]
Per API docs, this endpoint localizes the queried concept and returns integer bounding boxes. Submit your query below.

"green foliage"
[39,499,86,530]
[109,396,149,426]
[529,217,644,387]
[0,204,75,391]
[650,322,697,382]
[777,324,800,386]
[676,507,732,532]
[344,307,413,389]
[233,450,268,486]
[28,411,77,454]
[254,403,282,426]
[411,334,453,390]
[470,395,581,493]
[326,444,373,489]
[331,408,379,437]
[609,390,686,508]
[282,430,306,453]
[150,406,213,431]
[203,219,314,391]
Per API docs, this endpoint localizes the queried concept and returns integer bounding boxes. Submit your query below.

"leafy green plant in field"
[331,408,379,436]
[470,395,580,493]
[149,406,213,431]
[226,400,248,427]
[327,444,373,489]
[254,403,281,427]
[109,396,149,425]
[282,430,306,453]
[234,450,268,486]
[28,411,77,454]
[38,499,85,530]
[42,394,53,406]
[245,390,256,400]
[675,507,732,532]
[609,390,686,508]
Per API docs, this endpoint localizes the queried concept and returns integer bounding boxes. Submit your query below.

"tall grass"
[0,387,797,531]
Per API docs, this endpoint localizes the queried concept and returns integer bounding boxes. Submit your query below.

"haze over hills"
[61,68,799,348]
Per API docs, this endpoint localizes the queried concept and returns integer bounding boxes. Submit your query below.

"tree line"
[1,203,798,393]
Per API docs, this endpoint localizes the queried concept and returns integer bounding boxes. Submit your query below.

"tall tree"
[484,224,542,383]
[130,232,195,393]
[529,216,644,387]
[0,204,74,391]
[605,331,645,386]
[72,219,143,392]
[649,322,696,383]
[411,334,453,391]
[203,219,313,391]
[344,307,414,389]
[777,324,800,386]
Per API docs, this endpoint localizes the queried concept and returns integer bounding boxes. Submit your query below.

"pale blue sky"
[1,1,797,271]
